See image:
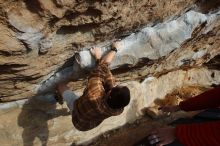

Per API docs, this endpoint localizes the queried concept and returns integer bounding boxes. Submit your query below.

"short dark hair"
[107,86,130,109]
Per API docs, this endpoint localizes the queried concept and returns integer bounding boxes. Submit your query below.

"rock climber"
[56,41,131,131]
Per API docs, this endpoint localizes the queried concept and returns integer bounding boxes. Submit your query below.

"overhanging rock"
[37,9,220,96]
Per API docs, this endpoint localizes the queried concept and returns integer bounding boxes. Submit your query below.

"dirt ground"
[0,86,202,146]
[0,103,194,146]
[89,112,196,146]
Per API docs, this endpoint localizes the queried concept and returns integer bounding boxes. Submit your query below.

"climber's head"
[106,85,130,109]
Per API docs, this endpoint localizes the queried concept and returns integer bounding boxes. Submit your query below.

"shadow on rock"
[17,97,69,146]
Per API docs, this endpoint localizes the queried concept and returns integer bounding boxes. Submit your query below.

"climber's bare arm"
[101,41,121,64]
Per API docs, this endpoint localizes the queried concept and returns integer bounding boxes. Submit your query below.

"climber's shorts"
[62,90,79,112]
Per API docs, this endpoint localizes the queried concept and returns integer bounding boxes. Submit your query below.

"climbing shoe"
[54,91,64,105]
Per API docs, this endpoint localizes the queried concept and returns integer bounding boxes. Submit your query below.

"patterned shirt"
[72,61,123,131]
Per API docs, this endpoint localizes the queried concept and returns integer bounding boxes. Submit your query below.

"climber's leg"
[57,83,79,112]
[62,90,79,112]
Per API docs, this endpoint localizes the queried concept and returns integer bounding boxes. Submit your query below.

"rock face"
[0,0,200,101]
[0,0,220,146]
